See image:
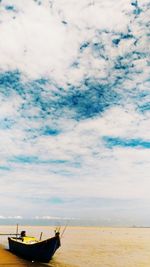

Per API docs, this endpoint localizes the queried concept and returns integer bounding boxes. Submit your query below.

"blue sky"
[0,0,149,225]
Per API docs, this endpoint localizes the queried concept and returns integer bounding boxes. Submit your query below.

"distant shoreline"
[0,220,150,228]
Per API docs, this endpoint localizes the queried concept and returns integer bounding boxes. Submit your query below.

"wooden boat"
[8,231,61,263]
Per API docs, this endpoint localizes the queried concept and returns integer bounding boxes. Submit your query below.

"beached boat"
[8,231,61,263]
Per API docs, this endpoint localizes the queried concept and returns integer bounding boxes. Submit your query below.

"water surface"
[1,226,150,267]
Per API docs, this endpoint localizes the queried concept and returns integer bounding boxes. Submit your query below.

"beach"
[0,226,150,267]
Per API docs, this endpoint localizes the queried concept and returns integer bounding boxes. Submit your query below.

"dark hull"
[8,236,60,263]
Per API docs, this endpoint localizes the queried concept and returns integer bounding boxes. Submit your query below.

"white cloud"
[0,0,148,86]
[0,0,149,222]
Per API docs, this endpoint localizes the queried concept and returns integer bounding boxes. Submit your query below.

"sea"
[1,223,150,267]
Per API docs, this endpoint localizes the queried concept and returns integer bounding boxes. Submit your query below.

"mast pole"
[16,224,19,239]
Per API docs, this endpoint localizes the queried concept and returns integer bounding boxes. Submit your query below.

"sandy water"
[1,226,150,267]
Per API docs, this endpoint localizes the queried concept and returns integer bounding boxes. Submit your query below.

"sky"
[0,0,150,225]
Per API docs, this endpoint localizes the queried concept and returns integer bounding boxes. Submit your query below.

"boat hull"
[8,236,60,263]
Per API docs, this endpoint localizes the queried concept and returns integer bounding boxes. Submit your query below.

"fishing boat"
[8,230,61,263]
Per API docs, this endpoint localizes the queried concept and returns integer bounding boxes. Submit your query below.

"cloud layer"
[0,0,149,224]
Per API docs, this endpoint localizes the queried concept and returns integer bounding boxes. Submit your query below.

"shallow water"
[1,226,150,267]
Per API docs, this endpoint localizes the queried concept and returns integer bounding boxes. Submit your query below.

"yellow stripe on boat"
[22,236,37,243]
